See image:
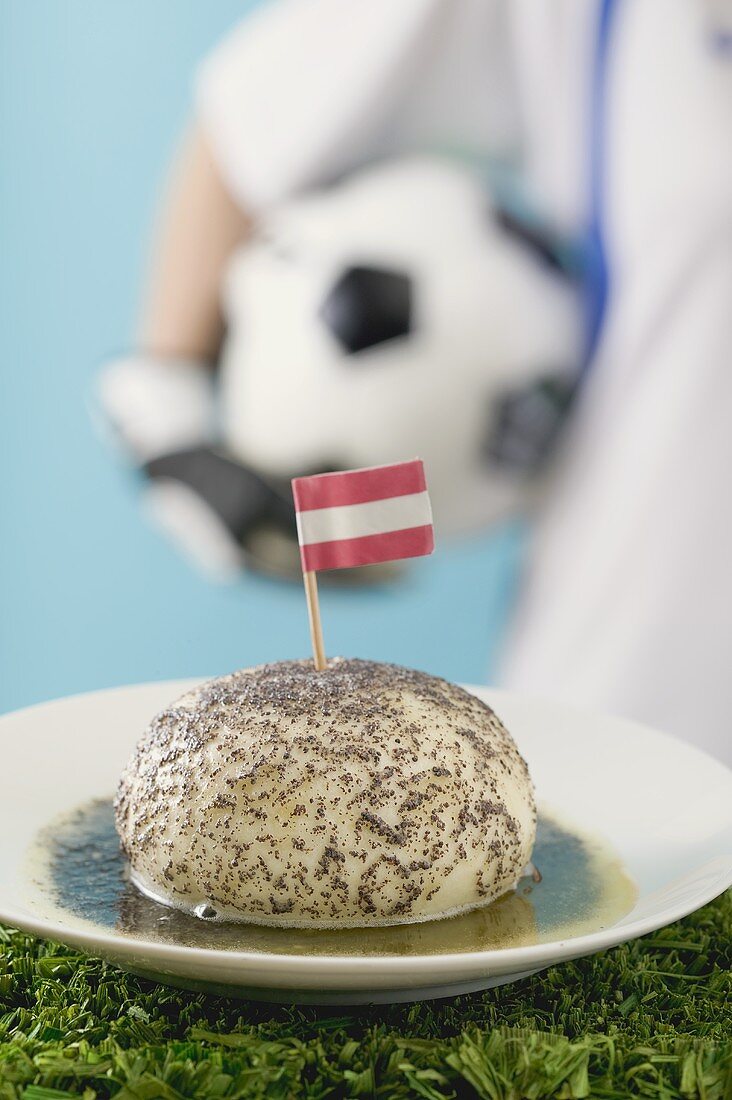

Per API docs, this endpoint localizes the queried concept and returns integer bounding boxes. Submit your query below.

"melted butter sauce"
[26,799,636,957]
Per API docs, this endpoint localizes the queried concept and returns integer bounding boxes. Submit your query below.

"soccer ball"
[218,156,581,567]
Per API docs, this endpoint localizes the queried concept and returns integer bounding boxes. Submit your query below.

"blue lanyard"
[582,0,618,375]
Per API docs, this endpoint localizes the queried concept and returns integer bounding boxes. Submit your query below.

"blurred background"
[0,0,522,714]
[2,1,730,765]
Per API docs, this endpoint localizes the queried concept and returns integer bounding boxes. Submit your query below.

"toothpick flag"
[292,460,434,571]
[291,460,434,669]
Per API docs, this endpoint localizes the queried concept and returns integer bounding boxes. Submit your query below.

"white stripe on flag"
[296,491,432,547]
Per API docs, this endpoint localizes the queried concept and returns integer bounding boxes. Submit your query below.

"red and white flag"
[292,460,434,572]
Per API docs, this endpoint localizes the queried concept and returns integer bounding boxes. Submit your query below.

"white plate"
[1,680,730,1004]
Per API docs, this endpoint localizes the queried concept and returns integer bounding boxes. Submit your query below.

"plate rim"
[3,856,730,980]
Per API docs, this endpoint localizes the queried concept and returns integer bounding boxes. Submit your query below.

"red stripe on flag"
[300,525,434,572]
[293,460,426,512]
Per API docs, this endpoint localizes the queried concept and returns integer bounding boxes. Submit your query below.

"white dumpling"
[115,659,536,928]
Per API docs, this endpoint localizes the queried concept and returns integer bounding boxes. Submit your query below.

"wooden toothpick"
[303,570,327,671]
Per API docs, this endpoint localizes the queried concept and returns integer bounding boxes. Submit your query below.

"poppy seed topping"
[115,659,536,928]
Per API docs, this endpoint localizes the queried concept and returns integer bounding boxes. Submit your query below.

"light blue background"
[0,1,523,715]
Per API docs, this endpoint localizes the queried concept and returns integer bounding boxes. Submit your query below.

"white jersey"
[197,0,732,762]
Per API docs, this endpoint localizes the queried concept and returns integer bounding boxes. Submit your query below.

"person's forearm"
[138,124,251,362]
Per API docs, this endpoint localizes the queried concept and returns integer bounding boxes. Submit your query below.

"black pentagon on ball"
[319,265,413,355]
[483,372,578,475]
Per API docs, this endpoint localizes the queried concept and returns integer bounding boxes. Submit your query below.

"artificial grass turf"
[0,891,729,1099]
